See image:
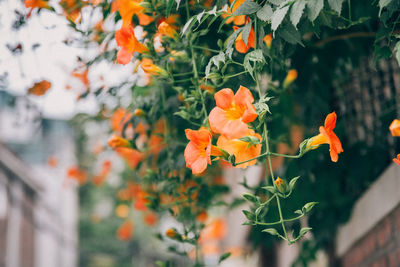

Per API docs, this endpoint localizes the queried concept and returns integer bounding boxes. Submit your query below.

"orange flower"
[200,218,227,242]
[133,190,149,211]
[116,0,144,26]
[389,119,400,136]
[140,58,165,76]
[67,166,87,185]
[71,68,90,89]
[28,80,51,96]
[143,213,158,226]
[263,34,272,48]
[117,219,134,241]
[115,204,130,218]
[115,25,148,65]
[217,129,261,168]
[137,13,155,26]
[108,134,131,149]
[234,24,255,53]
[47,156,57,167]
[92,160,112,186]
[158,22,177,38]
[184,128,212,175]
[115,147,144,169]
[196,211,208,223]
[110,108,132,134]
[209,86,257,140]
[393,154,400,166]
[60,0,84,22]
[25,0,49,17]
[283,69,298,87]
[308,112,343,162]
[166,228,180,239]
[221,0,246,25]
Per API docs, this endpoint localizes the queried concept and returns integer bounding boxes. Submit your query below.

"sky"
[0,0,136,120]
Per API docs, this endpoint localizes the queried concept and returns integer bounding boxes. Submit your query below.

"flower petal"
[214,88,234,109]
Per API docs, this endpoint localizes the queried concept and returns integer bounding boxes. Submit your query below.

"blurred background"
[1,0,400,267]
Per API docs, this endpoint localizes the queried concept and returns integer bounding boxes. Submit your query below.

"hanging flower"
[115,147,144,169]
[27,80,51,96]
[25,0,49,17]
[234,24,255,54]
[307,112,343,162]
[389,119,400,136]
[184,128,212,175]
[209,86,257,140]
[140,58,166,76]
[115,25,148,65]
[216,129,261,168]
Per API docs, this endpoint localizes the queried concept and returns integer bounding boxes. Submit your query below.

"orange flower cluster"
[27,80,51,96]
[390,119,400,166]
[184,86,261,175]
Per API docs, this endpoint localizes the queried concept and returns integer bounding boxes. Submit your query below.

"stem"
[192,45,220,53]
[172,72,194,77]
[223,71,248,79]
[347,0,351,21]
[255,214,305,226]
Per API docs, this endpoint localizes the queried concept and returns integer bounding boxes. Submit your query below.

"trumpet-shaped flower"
[308,112,343,162]
[115,25,148,65]
[108,134,131,149]
[389,119,400,136]
[117,219,134,241]
[184,128,212,175]
[263,34,272,48]
[209,86,257,140]
[115,147,144,169]
[283,69,298,87]
[216,129,261,168]
[116,0,144,26]
[234,25,255,54]
[25,0,49,17]
[140,58,166,76]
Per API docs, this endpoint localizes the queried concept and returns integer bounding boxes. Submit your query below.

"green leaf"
[299,227,312,237]
[262,185,276,194]
[257,4,273,21]
[218,252,232,263]
[242,193,258,203]
[379,0,392,15]
[243,49,265,79]
[255,206,263,216]
[262,228,279,235]
[302,202,318,213]
[307,0,324,22]
[277,23,303,45]
[327,0,344,15]
[394,41,400,67]
[290,0,306,28]
[294,209,303,215]
[166,0,174,18]
[242,21,252,46]
[271,5,290,32]
[242,210,255,220]
[233,0,261,16]
[181,17,194,35]
[288,176,300,190]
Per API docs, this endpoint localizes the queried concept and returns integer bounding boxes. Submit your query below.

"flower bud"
[389,119,400,136]
[275,177,288,194]
[263,34,272,48]
[166,228,181,240]
[134,108,145,117]
[108,134,131,149]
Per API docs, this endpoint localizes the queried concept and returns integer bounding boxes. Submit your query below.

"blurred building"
[0,91,78,267]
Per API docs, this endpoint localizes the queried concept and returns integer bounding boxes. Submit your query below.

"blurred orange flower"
[144,213,158,226]
[115,25,148,65]
[389,119,400,136]
[92,160,112,186]
[117,219,134,241]
[184,128,212,175]
[110,108,132,134]
[71,68,90,89]
[158,22,177,38]
[200,218,227,242]
[115,204,130,218]
[140,58,165,76]
[108,134,131,149]
[309,112,343,162]
[47,156,58,167]
[393,154,400,166]
[25,0,49,17]
[283,69,298,87]
[217,129,261,168]
[67,166,87,185]
[115,147,144,169]
[263,34,272,48]
[209,86,257,139]
[28,80,51,96]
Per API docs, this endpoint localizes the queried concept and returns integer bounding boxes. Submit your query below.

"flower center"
[226,103,245,120]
